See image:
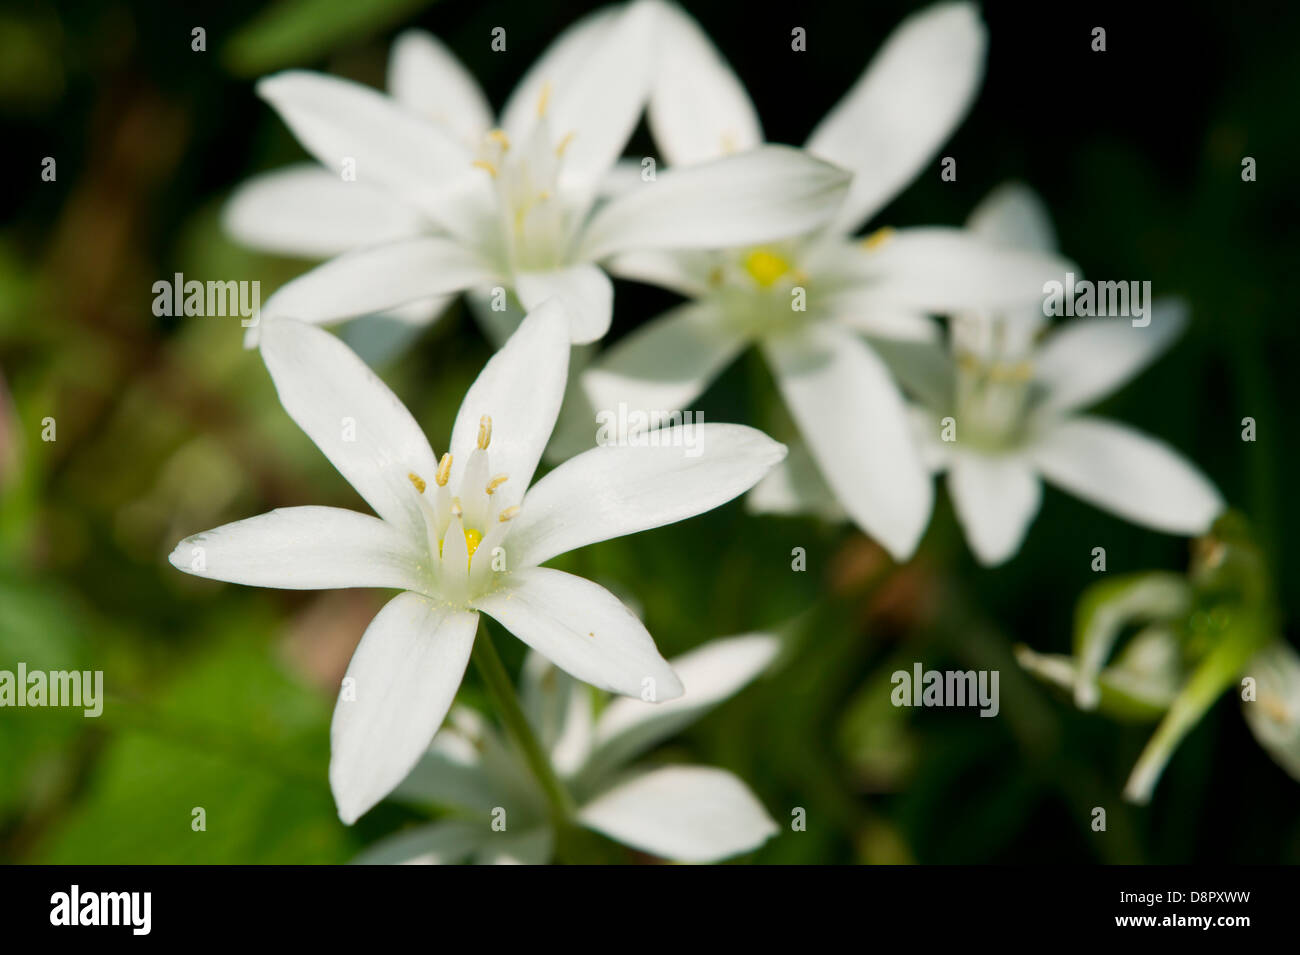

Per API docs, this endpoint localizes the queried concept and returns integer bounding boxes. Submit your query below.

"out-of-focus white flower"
[233,1,851,349]
[168,301,786,823]
[354,634,781,864]
[585,2,1071,560]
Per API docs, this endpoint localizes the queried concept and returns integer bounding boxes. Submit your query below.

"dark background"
[1,0,1297,863]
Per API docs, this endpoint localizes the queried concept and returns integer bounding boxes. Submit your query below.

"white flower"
[354,633,781,864]
[238,1,852,348]
[583,1,1071,560]
[886,183,1222,564]
[168,301,787,823]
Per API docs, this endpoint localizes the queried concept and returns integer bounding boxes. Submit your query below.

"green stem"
[471,623,576,825]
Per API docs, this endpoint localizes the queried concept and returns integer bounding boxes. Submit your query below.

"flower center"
[743,248,794,288]
[406,414,519,603]
[954,352,1036,450]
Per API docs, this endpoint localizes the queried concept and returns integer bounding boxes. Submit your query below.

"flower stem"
[471,622,576,825]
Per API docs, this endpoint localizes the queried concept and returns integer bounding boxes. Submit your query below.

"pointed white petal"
[473,567,682,701]
[647,2,762,166]
[580,146,851,262]
[1028,416,1223,534]
[578,766,776,862]
[258,319,439,539]
[169,506,424,591]
[764,326,931,560]
[387,30,493,145]
[258,237,495,328]
[330,594,479,824]
[222,164,425,258]
[351,819,486,865]
[806,3,987,234]
[604,248,716,299]
[826,294,940,343]
[256,71,475,218]
[585,633,779,781]
[1035,300,1188,415]
[846,228,1073,312]
[946,452,1041,566]
[446,300,571,508]
[500,7,622,142]
[967,181,1057,251]
[541,0,658,195]
[507,423,786,568]
[582,299,748,423]
[515,264,613,344]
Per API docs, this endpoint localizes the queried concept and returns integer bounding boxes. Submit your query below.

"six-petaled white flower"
[582,1,1073,560]
[354,634,780,864]
[240,1,852,349]
[169,301,786,822]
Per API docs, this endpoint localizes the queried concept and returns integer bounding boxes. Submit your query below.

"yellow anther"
[464,528,483,559]
[537,81,552,118]
[862,226,895,251]
[537,189,552,202]
[555,131,576,157]
[407,472,427,494]
[487,128,511,149]
[435,453,453,487]
[498,506,520,522]
[471,159,498,178]
[477,415,493,449]
[485,474,509,495]
[743,248,792,289]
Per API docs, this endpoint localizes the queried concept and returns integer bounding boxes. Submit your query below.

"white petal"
[473,567,682,701]
[967,181,1057,251]
[351,819,485,865]
[582,299,748,423]
[169,506,424,591]
[764,326,932,560]
[447,299,571,507]
[806,3,987,234]
[330,593,479,824]
[869,339,956,414]
[603,248,715,299]
[946,452,1041,566]
[846,228,1073,313]
[391,732,509,813]
[258,319,439,539]
[507,423,786,568]
[222,164,425,258]
[584,633,779,781]
[336,296,452,368]
[825,292,940,343]
[256,71,475,220]
[257,236,494,330]
[540,0,658,196]
[1028,416,1223,534]
[1034,300,1188,415]
[580,146,851,262]
[515,264,613,344]
[387,30,493,145]
[500,6,622,143]
[520,652,595,776]
[578,766,776,862]
[647,2,762,166]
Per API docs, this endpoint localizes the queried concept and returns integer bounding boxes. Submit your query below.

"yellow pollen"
[485,474,509,495]
[464,528,483,559]
[435,453,453,487]
[862,226,895,251]
[407,472,426,494]
[477,415,493,449]
[743,248,792,288]
[471,159,498,177]
[537,81,552,117]
[487,128,510,149]
[498,506,520,522]
[555,131,576,157]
